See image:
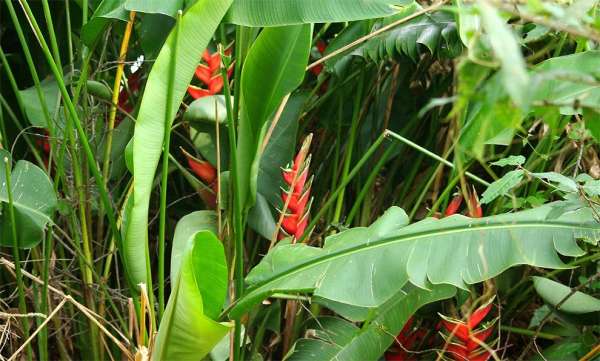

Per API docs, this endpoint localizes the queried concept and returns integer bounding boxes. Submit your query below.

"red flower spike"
[316,40,327,54]
[440,303,497,361]
[467,304,492,329]
[195,64,212,84]
[468,189,482,218]
[278,135,313,241]
[441,319,470,341]
[469,350,492,361]
[445,195,464,217]
[182,148,217,185]
[446,343,469,361]
[465,326,495,351]
[188,47,233,99]
[187,85,212,99]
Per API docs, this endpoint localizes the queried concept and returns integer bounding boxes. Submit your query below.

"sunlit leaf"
[230,202,599,318]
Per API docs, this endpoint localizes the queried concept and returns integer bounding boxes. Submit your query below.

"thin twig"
[8,299,67,361]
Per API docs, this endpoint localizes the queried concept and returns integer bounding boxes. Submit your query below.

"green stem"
[500,325,560,340]
[386,131,490,187]
[222,46,245,360]
[4,155,33,361]
[333,74,364,223]
[346,143,396,225]
[158,10,181,321]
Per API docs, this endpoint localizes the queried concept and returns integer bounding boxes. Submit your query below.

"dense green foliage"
[1,0,599,360]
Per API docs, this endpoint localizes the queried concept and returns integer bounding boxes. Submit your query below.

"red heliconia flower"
[440,302,496,361]
[384,317,428,361]
[443,189,482,219]
[182,148,218,208]
[445,195,464,217]
[467,190,482,218]
[187,48,234,99]
[310,40,327,76]
[279,135,313,241]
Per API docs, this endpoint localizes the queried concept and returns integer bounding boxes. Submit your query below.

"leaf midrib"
[245,220,597,293]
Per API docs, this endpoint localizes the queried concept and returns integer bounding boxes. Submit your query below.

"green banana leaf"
[153,230,231,360]
[287,285,456,361]
[0,149,57,249]
[358,4,461,62]
[226,0,412,26]
[125,0,232,286]
[236,24,311,211]
[229,201,600,318]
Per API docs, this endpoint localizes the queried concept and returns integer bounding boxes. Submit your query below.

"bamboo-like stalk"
[158,10,182,320]
[333,73,365,224]
[98,11,136,245]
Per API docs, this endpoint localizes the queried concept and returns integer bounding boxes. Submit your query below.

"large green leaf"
[236,25,311,210]
[287,285,455,361]
[153,231,230,360]
[18,77,60,128]
[229,202,599,318]
[126,0,232,286]
[0,150,57,249]
[533,276,600,314]
[226,0,412,26]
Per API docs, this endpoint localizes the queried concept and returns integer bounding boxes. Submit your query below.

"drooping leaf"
[478,1,530,108]
[359,4,462,62]
[480,169,524,204]
[126,0,232,286]
[153,231,230,360]
[456,0,480,47]
[225,0,412,27]
[236,25,311,211]
[230,202,599,318]
[124,0,184,17]
[288,285,455,361]
[533,276,600,314]
[0,149,57,249]
[81,0,129,46]
[137,13,175,59]
[170,211,218,284]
